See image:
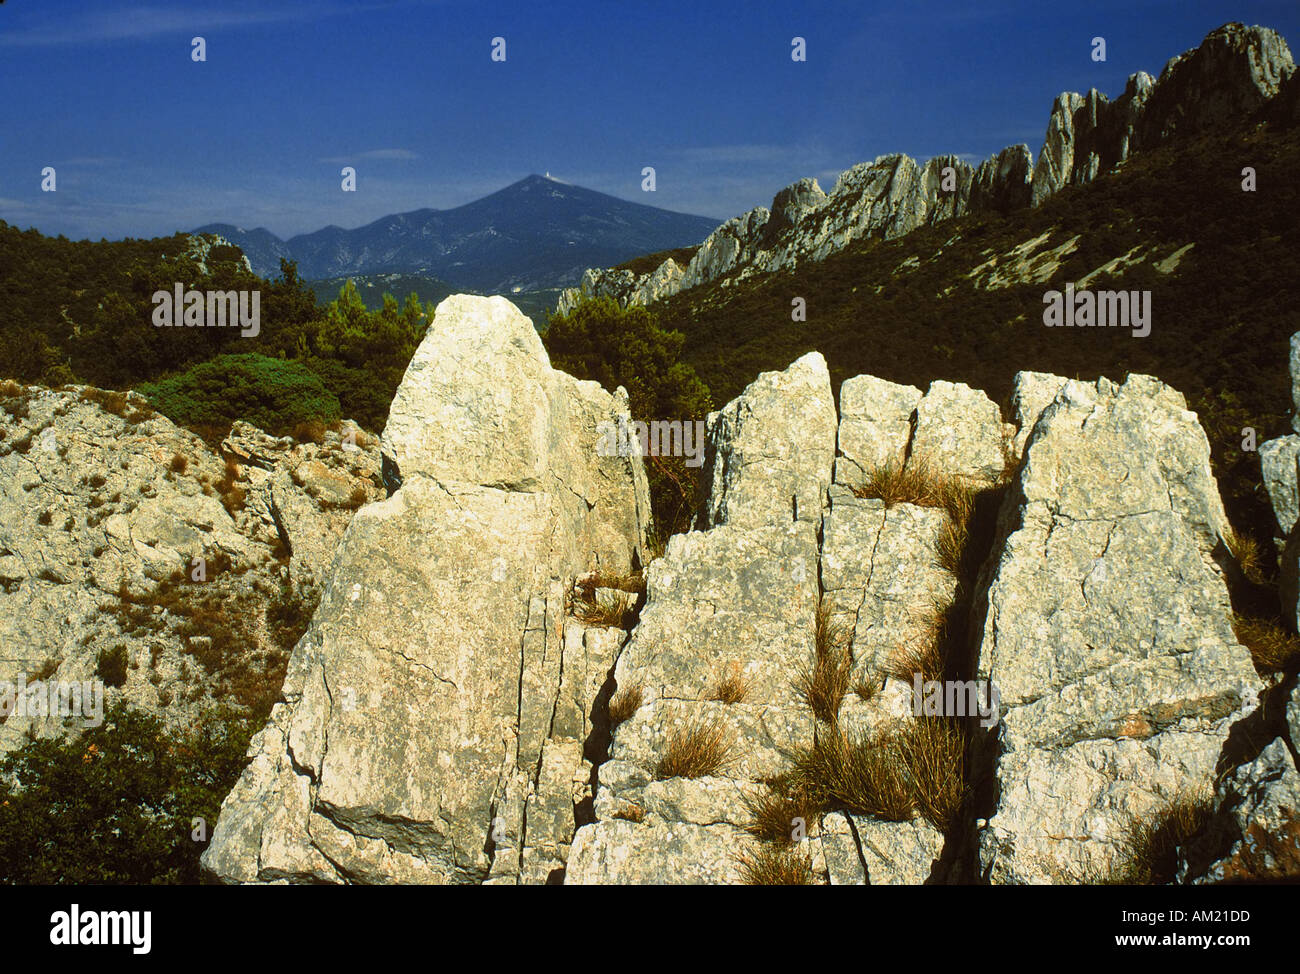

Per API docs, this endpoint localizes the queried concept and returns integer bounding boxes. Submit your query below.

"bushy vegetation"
[613,245,700,277]
[0,703,256,884]
[136,353,341,435]
[0,226,430,433]
[654,715,733,780]
[543,295,713,543]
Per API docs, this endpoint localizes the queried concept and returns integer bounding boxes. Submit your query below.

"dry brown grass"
[168,453,189,474]
[607,682,643,726]
[0,380,24,399]
[1232,614,1300,674]
[708,661,750,704]
[575,589,639,629]
[745,774,821,846]
[1224,528,1264,585]
[895,717,967,832]
[577,570,647,597]
[796,603,853,723]
[654,715,733,780]
[851,457,948,508]
[736,844,814,885]
[934,483,978,575]
[792,718,966,832]
[1107,793,1215,885]
[882,599,948,686]
[290,419,328,443]
[792,728,914,822]
[216,457,246,514]
[852,672,882,702]
[344,484,369,509]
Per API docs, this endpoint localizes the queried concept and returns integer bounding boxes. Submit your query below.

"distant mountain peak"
[197,176,718,293]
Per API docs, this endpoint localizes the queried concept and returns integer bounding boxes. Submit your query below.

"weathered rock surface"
[834,375,921,486]
[568,355,831,884]
[975,374,1262,884]
[561,24,1293,313]
[909,380,1009,483]
[0,382,379,756]
[202,295,652,884]
[697,351,836,530]
[821,812,945,885]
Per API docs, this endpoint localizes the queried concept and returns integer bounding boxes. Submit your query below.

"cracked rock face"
[201,295,652,884]
[567,355,832,884]
[975,374,1262,884]
[697,351,836,530]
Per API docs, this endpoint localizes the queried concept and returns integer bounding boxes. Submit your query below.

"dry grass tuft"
[792,719,967,832]
[708,661,750,704]
[1224,528,1264,585]
[882,598,948,686]
[1109,793,1215,885]
[745,774,821,846]
[290,419,328,444]
[1232,614,1300,674]
[575,589,639,629]
[934,483,978,575]
[792,728,914,822]
[736,844,814,885]
[851,457,948,508]
[852,672,882,702]
[607,682,643,726]
[654,715,733,780]
[895,717,967,832]
[796,602,853,724]
[577,570,646,597]
[216,457,246,514]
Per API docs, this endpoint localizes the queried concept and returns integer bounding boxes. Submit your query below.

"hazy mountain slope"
[198,175,719,292]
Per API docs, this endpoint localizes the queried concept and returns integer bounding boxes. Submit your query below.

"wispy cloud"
[0,1,412,48]
[319,148,420,164]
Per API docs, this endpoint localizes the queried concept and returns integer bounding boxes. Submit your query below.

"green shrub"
[96,644,129,688]
[137,353,341,435]
[543,295,713,543]
[0,703,257,884]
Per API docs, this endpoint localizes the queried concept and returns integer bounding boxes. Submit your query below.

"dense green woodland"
[0,226,425,433]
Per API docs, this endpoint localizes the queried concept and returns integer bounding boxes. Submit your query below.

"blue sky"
[2,0,1297,240]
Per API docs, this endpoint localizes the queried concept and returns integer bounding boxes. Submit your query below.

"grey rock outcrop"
[179,342,1291,884]
[562,24,1293,313]
[0,382,380,756]
[568,355,833,884]
[975,374,1262,884]
[834,375,922,486]
[202,295,653,884]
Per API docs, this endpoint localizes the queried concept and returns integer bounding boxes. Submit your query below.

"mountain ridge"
[195,175,719,293]
[559,22,1297,315]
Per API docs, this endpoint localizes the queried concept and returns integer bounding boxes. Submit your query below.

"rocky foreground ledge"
[190,295,1297,884]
